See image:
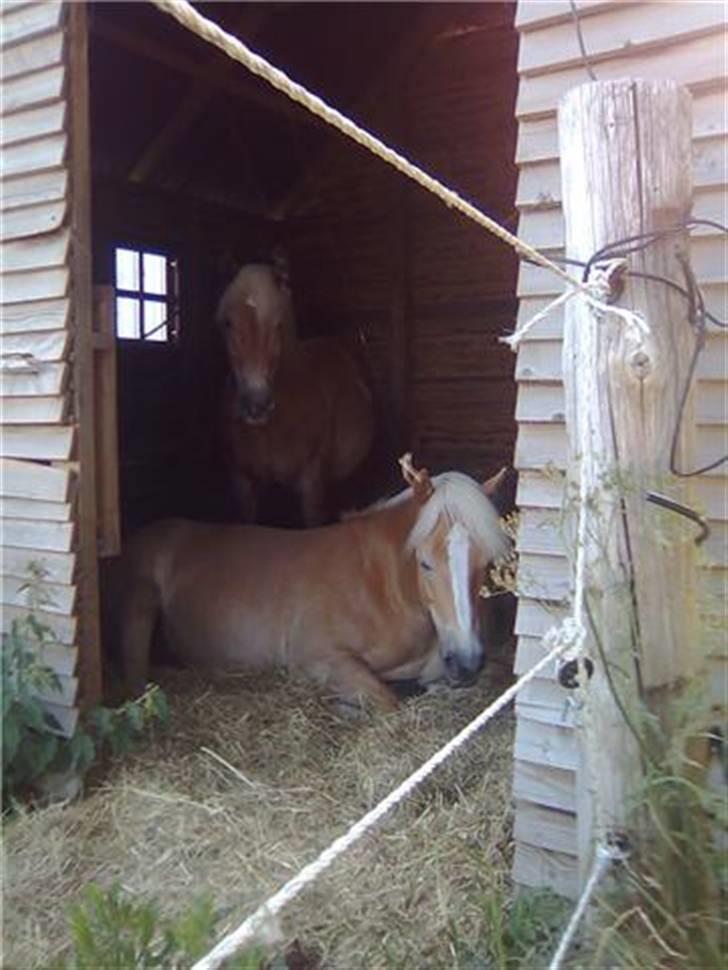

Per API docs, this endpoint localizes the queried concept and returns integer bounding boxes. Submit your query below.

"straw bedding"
[3,659,516,968]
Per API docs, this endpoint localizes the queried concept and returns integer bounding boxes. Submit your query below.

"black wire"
[568,0,597,81]
[628,271,727,329]
[521,220,728,328]
[669,253,727,477]
[520,219,728,476]
[644,491,710,545]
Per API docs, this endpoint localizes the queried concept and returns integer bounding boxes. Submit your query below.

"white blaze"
[447,522,471,634]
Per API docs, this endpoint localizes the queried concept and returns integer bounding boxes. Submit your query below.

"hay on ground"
[3,663,516,968]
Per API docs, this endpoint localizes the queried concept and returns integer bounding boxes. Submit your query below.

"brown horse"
[120,456,510,712]
[218,262,374,526]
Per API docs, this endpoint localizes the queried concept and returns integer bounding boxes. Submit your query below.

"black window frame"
[113,244,180,343]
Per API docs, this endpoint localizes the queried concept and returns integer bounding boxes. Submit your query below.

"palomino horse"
[120,456,510,711]
[218,262,374,526]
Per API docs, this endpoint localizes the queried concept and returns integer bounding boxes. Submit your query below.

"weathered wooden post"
[558,80,699,881]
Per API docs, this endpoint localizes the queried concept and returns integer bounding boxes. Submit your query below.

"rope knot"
[544,616,586,654]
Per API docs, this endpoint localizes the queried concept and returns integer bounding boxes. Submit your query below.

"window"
[114,246,179,342]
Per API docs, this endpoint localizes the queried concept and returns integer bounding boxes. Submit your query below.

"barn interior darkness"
[88,1,520,534]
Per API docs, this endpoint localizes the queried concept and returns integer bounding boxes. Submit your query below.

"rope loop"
[501,257,647,351]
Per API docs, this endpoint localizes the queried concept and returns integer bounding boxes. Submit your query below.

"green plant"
[449,872,570,969]
[45,882,267,970]
[3,612,67,799]
[587,699,727,969]
[2,563,169,809]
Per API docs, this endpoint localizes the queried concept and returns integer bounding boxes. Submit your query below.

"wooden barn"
[1,0,725,898]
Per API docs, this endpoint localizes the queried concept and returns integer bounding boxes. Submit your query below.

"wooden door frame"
[68,0,103,706]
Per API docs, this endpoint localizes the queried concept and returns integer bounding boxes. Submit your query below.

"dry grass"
[3,661,517,969]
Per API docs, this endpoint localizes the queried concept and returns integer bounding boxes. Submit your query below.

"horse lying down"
[120,456,510,712]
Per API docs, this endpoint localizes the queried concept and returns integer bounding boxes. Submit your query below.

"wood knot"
[629,349,651,378]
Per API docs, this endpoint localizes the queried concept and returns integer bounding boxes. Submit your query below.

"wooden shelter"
[1,0,725,896]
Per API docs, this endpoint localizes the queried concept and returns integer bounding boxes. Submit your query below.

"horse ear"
[399,453,434,503]
[482,466,509,498]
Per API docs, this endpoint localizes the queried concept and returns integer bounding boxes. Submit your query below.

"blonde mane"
[351,471,509,562]
[216,263,293,334]
[407,472,509,562]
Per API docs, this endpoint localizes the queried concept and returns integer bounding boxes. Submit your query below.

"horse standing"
[218,262,374,527]
[121,456,510,711]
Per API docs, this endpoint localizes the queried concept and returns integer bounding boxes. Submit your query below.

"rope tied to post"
[501,258,649,351]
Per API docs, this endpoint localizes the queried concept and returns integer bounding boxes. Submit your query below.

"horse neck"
[359,496,423,609]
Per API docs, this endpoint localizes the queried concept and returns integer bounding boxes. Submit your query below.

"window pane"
[143,253,167,296]
[116,297,140,339]
[144,300,168,342]
[115,248,139,291]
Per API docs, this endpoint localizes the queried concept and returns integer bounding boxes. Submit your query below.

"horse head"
[401,455,511,687]
[216,262,293,425]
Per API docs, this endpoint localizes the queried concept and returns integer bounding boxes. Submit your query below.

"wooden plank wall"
[511,0,727,897]
[1,0,81,734]
[405,9,520,478]
[288,3,520,485]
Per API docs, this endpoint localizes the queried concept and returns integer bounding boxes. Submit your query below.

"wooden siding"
[0,0,85,734]
[287,3,520,485]
[511,0,727,897]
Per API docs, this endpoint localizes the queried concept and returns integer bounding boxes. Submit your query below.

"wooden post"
[558,80,698,880]
[68,1,103,706]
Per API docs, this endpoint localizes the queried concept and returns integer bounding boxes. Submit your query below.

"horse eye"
[420,560,433,573]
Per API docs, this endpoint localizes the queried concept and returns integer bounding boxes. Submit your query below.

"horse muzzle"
[442,635,484,687]
[237,388,275,425]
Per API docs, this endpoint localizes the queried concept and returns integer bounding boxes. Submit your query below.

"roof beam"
[128,6,273,184]
[91,14,315,132]
[268,7,445,221]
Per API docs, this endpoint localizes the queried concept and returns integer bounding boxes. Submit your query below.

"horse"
[120,455,510,712]
[218,261,375,527]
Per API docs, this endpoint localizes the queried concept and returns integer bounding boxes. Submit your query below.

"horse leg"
[323,652,400,713]
[121,578,160,697]
[299,464,326,528]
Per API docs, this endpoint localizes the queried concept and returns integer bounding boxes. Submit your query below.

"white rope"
[548,843,621,970]
[192,639,572,970]
[150,0,592,299]
[143,9,640,963]
[501,259,648,351]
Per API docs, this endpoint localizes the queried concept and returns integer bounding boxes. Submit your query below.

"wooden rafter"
[129,6,273,184]
[269,7,446,221]
[91,14,314,131]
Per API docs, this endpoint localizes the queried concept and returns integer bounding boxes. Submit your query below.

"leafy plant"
[449,871,570,969]
[45,882,267,970]
[3,613,66,799]
[2,563,169,809]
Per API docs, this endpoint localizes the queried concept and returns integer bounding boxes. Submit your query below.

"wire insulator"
[558,656,595,689]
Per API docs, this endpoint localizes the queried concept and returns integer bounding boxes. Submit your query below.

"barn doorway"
[88,2,521,684]
[88,1,520,537]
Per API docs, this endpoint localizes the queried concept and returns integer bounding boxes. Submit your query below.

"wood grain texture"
[560,79,698,882]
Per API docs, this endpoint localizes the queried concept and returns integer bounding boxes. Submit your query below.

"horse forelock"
[216,263,289,328]
[406,472,509,562]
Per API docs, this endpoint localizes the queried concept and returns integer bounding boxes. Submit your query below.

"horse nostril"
[238,389,274,423]
[443,649,482,686]
[444,652,459,677]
